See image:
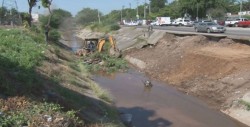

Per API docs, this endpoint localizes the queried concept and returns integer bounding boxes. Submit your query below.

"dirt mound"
[126,34,250,110]
[167,46,250,84]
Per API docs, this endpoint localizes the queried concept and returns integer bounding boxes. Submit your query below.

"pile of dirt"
[125,34,250,110]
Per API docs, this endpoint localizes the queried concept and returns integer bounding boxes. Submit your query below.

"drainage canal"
[94,69,248,127]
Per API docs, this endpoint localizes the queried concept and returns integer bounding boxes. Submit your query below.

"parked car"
[193,20,211,27]
[225,18,248,27]
[172,18,193,26]
[194,22,226,33]
[238,19,250,27]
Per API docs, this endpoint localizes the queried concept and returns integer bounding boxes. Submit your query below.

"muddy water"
[94,70,247,127]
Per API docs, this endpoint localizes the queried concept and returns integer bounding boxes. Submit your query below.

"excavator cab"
[83,38,99,52]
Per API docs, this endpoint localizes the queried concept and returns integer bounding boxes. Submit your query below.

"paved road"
[134,25,250,39]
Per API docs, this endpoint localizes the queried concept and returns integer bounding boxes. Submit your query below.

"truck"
[150,17,171,26]
[238,19,250,27]
[171,18,193,26]
[224,18,248,27]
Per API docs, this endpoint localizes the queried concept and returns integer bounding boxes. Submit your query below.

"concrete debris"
[43,115,52,122]
[147,30,166,45]
[125,55,146,70]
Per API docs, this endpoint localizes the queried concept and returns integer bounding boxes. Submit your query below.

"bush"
[49,29,60,42]
[0,29,45,95]
[110,24,120,31]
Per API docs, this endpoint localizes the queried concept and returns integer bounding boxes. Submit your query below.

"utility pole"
[240,0,242,18]
[121,5,124,23]
[136,0,139,19]
[196,2,199,21]
[98,10,101,24]
[2,0,20,26]
[144,0,146,19]
[149,1,151,15]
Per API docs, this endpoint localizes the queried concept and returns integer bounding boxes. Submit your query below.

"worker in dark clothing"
[148,24,153,31]
[45,25,50,44]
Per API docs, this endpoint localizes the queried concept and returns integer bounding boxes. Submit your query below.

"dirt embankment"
[125,33,250,126]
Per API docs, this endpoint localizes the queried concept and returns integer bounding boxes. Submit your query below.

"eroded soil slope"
[125,34,250,109]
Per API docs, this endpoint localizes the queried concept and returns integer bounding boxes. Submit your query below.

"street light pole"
[144,0,146,19]
[98,10,101,24]
[196,2,199,21]
[121,5,124,23]
[136,0,139,19]
[240,0,242,18]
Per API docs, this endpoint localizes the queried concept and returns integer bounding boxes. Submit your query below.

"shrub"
[0,29,45,95]
[49,29,60,42]
[109,24,120,31]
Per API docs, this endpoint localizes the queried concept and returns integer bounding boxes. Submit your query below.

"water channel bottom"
[93,70,247,127]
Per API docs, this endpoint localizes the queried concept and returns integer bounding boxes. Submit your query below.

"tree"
[27,0,39,27]
[39,9,72,29]
[149,0,167,13]
[75,8,100,25]
[0,7,7,24]
[176,0,236,19]
[41,0,53,26]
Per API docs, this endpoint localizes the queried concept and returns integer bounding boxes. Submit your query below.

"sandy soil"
[125,33,250,126]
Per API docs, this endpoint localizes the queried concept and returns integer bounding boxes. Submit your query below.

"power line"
[1,0,21,26]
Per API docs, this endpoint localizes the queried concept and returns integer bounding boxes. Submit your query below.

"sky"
[1,0,173,16]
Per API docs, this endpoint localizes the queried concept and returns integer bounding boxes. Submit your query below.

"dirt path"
[124,33,250,126]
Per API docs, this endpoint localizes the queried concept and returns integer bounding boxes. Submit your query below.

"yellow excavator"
[76,36,121,57]
[96,36,117,52]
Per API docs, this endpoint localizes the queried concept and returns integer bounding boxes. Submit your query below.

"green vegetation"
[0,99,83,127]
[239,100,250,111]
[0,28,45,95]
[75,8,121,33]
[84,51,128,74]
[0,27,124,126]
[39,9,72,29]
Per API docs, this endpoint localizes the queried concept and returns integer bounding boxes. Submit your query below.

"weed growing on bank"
[0,97,83,127]
[87,22,120,33]
[0,28,45,95]
[84,52,128,74]
[239,100,250,111]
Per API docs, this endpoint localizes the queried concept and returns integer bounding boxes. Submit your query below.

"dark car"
[194,22,226,33]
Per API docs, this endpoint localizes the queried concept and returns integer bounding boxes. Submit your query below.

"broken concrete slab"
[147,30,166,45]
[125,55,146,70]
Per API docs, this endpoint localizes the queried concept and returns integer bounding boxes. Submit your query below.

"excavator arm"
[97,36,117,52]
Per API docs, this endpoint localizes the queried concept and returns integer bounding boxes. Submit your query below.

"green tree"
[41,0,53,26]
[75,8,101,25]
[0,7,7,24]
[150,0,167,13]
[27,0,39,27]
[176,0,236,19]
[39,9,72,29]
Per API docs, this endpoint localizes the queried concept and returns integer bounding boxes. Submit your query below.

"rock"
[109,48,122,58]
[125,55,146,70]
[242,92,250,103]
[43,115,52,122]
[120,113,133,127]
[54,117,64,123]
